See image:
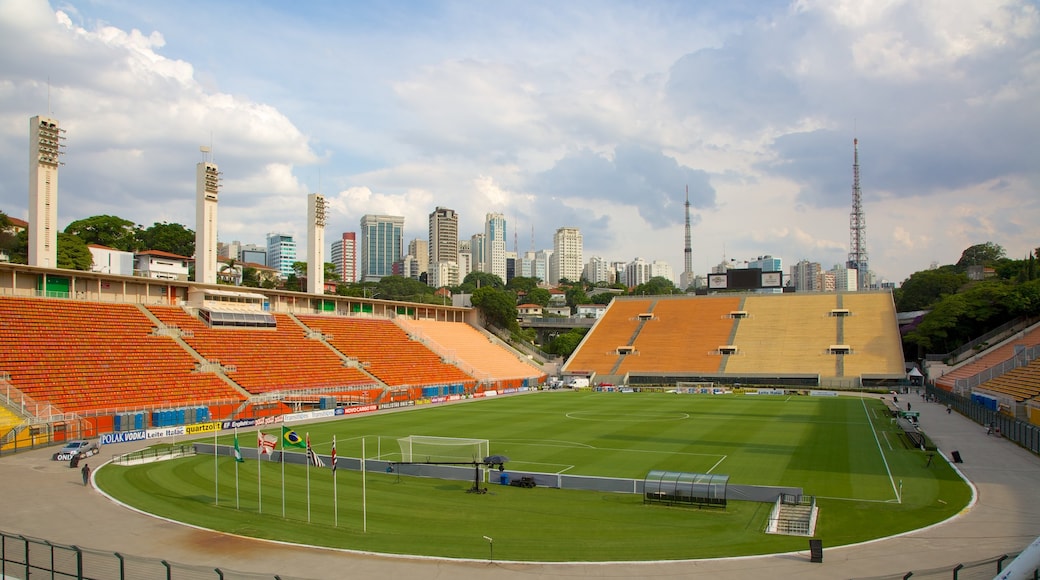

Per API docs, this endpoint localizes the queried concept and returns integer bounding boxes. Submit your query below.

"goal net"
[397,435,490,464]
[676,381,714,394]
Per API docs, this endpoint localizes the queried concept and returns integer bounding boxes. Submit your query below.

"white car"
[53,440,99,462]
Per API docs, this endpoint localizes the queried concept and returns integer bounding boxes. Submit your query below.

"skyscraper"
[359,214,404,282]
[549,227,583,285]
[28,116,63,268]
[330,232,357,283]
[266,233,297,279]
[428,207,458,286]
[484,213,507,281]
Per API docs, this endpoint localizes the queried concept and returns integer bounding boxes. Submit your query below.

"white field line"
[862,398,900,503]
[815,495,901,504]
[881,431,894,451]
[706,455,728,473]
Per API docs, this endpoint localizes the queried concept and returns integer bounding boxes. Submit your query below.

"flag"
[331,435,337,472]
[306,432,324,467]
[233,433,245,463]
[258,431,278,456]
[282,426,306,448]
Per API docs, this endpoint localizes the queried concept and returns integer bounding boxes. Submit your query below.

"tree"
[64,215,139,251]
[591,292,615,305]
[470,286,519,333]
[324,262,340,283]
[565,286,590,308]
[56,232,92,270]
[631,276,677,296]
[461,271,505,292]
[0,211,20,260]
[375,275,433,301]
[547,328,588,357]
[526,287,551,307]
[506,276,541,293]
[138,222,194,256]
[956,242,1006,268]
[894,267,968,311]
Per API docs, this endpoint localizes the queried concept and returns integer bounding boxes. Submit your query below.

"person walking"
[81,463,90,486]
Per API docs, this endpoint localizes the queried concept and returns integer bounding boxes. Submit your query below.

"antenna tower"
[684,185,693,275]
[846,138,868,289]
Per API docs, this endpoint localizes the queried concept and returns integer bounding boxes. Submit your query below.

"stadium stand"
[0,297,244,413]
[935,325,1040,391]
[615,296,740,374]
[147,306,374,394]
[396,318,544,387]
[724,294,839,376]
[563,299,653,376]
[839,293,907,378]
[295,314,475,388]
[975,359,1040,403]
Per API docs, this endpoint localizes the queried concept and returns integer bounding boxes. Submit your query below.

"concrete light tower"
[28,116,64,268]
[307,193,327,294]
[194,147,221,284]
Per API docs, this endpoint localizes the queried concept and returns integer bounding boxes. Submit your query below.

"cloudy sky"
[1,0,1037,285]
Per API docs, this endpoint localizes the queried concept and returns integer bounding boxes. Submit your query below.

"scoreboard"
[707,268,783,290]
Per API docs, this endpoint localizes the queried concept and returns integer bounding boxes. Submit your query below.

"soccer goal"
[397,435,490,464]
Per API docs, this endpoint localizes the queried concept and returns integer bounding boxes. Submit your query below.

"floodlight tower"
[679,185,695,291]
[195,147,221,284]
[28,116,64,268]
[846,138,868,290]
[307,193,327,294]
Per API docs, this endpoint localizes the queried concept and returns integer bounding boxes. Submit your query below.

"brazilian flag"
[282,426,306,448]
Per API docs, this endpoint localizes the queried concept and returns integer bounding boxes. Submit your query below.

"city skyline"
[1,1,1037,286]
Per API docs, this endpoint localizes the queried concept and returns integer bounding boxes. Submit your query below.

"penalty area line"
[862,398,901,503]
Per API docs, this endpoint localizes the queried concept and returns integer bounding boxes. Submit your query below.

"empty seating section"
[724,294,838,376]
[148,307,372,394]
[0,297,242,413]
[976,359,1040,403]
[936,326,1040,390]
[616,297,740,374]
[398,319,542,383]
[565,300,652,375]
[295,315,474,387]
[841,293,906,377]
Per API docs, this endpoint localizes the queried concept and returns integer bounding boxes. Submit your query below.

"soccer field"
[97,391,971,561]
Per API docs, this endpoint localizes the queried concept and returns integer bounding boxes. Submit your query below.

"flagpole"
[281,437,286,518]
[306,432,312,524]
[258,431,263,514]
[234,427,240,510]
[362,436,367,533]
[213,427,218,506]
[332,435,338,528]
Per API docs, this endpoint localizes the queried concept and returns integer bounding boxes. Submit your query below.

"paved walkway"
[2,394,1039,580]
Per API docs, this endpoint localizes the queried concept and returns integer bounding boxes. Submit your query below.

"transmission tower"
[846,138,868,289]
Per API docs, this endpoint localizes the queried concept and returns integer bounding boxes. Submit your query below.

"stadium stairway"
[134,305,253,399]
[286,313,388,390]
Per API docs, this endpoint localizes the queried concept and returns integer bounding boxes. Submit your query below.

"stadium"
[2,262,1040,579]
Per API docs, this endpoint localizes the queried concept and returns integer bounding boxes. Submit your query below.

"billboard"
[706,269,783,290]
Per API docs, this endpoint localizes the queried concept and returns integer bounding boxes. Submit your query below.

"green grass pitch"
[96,392,971,561]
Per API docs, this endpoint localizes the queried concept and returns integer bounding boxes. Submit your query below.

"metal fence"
[929,387,1040,455]
[850,552,1020,580]
[0,530,313,580]
[953,343,1040,393]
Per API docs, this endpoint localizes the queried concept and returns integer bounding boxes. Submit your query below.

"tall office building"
[266,233,297,279]
[428,207,458,286]
[549,227,583,285]
[749,255,782,273]
[457,239,473,281]
[330,232,356,283]
[360,214,404,282]
[484,213,507,281]
[583,256,611,284]
[28,116,63,268]
[306,193,327,294]
[408,238,429,279]
[790,259,822,292]
[469,233,486,273]
[194,160,221,284]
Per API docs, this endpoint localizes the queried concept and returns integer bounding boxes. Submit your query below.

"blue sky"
[1,0,1038,285]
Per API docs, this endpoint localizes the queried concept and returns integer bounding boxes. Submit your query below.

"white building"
[790,259,822,292]
[831,264,859,292]
[88,244,134,276]
[330,232,357,283]
[428,207,458,286]
[28,115,63,269]
[583,256,611,284]
[484,213,507,281]
[549,226,583,285]
[135,250,191,281]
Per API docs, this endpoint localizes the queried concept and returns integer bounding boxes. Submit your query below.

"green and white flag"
[234,432,245,463]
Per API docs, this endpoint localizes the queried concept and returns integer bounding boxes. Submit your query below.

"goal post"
[676,381,714,394]
[397,435,490,464]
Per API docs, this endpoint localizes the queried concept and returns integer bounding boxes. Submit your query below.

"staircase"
[766,494,818,536]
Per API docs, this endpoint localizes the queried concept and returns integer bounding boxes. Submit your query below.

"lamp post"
[482,535,494,563]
